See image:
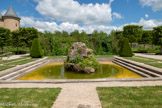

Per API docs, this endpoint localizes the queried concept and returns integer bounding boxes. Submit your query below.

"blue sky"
[0,0,162,33]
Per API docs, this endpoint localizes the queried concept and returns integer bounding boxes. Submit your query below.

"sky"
[0,0,162,34]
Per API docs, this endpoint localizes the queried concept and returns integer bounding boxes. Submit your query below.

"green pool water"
[18,62,142,80]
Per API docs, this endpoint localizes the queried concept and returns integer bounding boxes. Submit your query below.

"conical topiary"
[30,38,44,58]
[119,38,133,57]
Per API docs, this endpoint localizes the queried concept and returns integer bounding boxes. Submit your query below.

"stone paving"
[1,54,29,60]
[135,53,162,60]
[1,81,162,108]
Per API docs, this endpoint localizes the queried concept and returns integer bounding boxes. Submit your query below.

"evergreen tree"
[119,38,133,57]
[30,38,44,58]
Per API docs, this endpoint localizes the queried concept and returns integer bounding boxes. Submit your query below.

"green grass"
[0,57,29,64]
[6,58,38,66]
[124,56,162,68]
[0,58,39,72]
[0,88,61,108]
[97,86,162,108]
[94,55,116,58]
[0,65,14,71]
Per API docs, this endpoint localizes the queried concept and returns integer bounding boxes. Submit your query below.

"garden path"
[2,54,29,60]
[135,53,162,60]
[1,81,162,108]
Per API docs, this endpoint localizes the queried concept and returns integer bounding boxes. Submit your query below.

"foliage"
[80,57,99,69]
[119,38,133,57]
[123,25,143,47]
[110,30,123,54]
[153,26,162,54]
[30,38,44,58]
[69,56,83,64]
[39,30,112,56]
[0,27,10,54]
[140,30,152,44]
[19,27,38,48]
[11,30,26,54]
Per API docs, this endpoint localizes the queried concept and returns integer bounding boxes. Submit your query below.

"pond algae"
[18,62,142,80]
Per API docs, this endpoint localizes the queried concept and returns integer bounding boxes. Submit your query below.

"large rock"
[64,42,98,73]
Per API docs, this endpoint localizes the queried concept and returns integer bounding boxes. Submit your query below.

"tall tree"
[19,27,38,49]
[54,30,62,36]
[153,26,162,54]
[139,30,153,51]
[123,25,143,48]
[62,30,69,36]
[0,27,10,54]
[11,30,25,54]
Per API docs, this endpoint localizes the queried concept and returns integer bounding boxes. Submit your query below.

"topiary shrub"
[30,38,44,58]
[119,38,133,57]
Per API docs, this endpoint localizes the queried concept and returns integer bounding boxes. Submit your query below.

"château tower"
[0,6,20,31]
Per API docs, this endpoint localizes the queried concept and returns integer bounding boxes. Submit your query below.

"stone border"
[0,57,48,80]
[1,77,162,84]
[0,57,162,84]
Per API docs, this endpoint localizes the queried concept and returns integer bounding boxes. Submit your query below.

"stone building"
[0,7,20,31]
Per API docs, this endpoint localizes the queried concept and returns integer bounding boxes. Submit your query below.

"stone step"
[113,60,152,78]
[8,61,47,80]
[0,57,48,77]
[0,60,47,80]
[114,59,162,77]
[114,56,162,75]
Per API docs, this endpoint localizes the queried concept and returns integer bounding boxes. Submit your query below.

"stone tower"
[0,7,20,31]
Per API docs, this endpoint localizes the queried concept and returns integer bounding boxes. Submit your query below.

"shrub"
[119,38,133,57]
[30,38,44,58]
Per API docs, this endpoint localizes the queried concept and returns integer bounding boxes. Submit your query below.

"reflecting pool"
[18,62,142,80]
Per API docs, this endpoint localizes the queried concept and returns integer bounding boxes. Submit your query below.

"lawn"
[124,56,162,68]
[0,88,61,108]
[0,58,39,72]
[97,86,162,108]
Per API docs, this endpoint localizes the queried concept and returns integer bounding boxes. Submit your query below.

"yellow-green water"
[18,62,142,80]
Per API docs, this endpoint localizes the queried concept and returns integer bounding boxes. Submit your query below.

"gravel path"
[2,54,29,60]
[1,81,162,108]
[135,53,162,60]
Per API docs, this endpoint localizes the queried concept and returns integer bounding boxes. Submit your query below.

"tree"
[110,30,123,54]
[119,38,133,57]
[139,30,153,51]
[11,30,25,54]
[153,26,162,54]
[19,27,38,49]
[92,30,98,37]
[54,30,62,36]
[30,38,44,58]
[0,27,10,54]
[62,30,69,36]
[123,25,143,48]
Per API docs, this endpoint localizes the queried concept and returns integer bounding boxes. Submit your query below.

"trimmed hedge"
[30,38,44,58]
[119,38,133,57]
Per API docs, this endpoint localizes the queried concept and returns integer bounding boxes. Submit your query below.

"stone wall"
[2,17,20,31]
[0,20,4,27]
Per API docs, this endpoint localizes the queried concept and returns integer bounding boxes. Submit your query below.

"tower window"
[16,23,17,27]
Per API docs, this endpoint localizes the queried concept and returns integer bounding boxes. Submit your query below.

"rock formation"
[64,42,99,73]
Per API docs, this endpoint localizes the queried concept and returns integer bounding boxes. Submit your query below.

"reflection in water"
[18,62,142,80]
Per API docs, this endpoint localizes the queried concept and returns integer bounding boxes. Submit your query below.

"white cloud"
[125,18,162,30]
[34,0,114,25]
[0,10,7,15]
[140,0,162,11]
[113,12,123,19]
[145,14,149,18]
[20,16,122,34]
